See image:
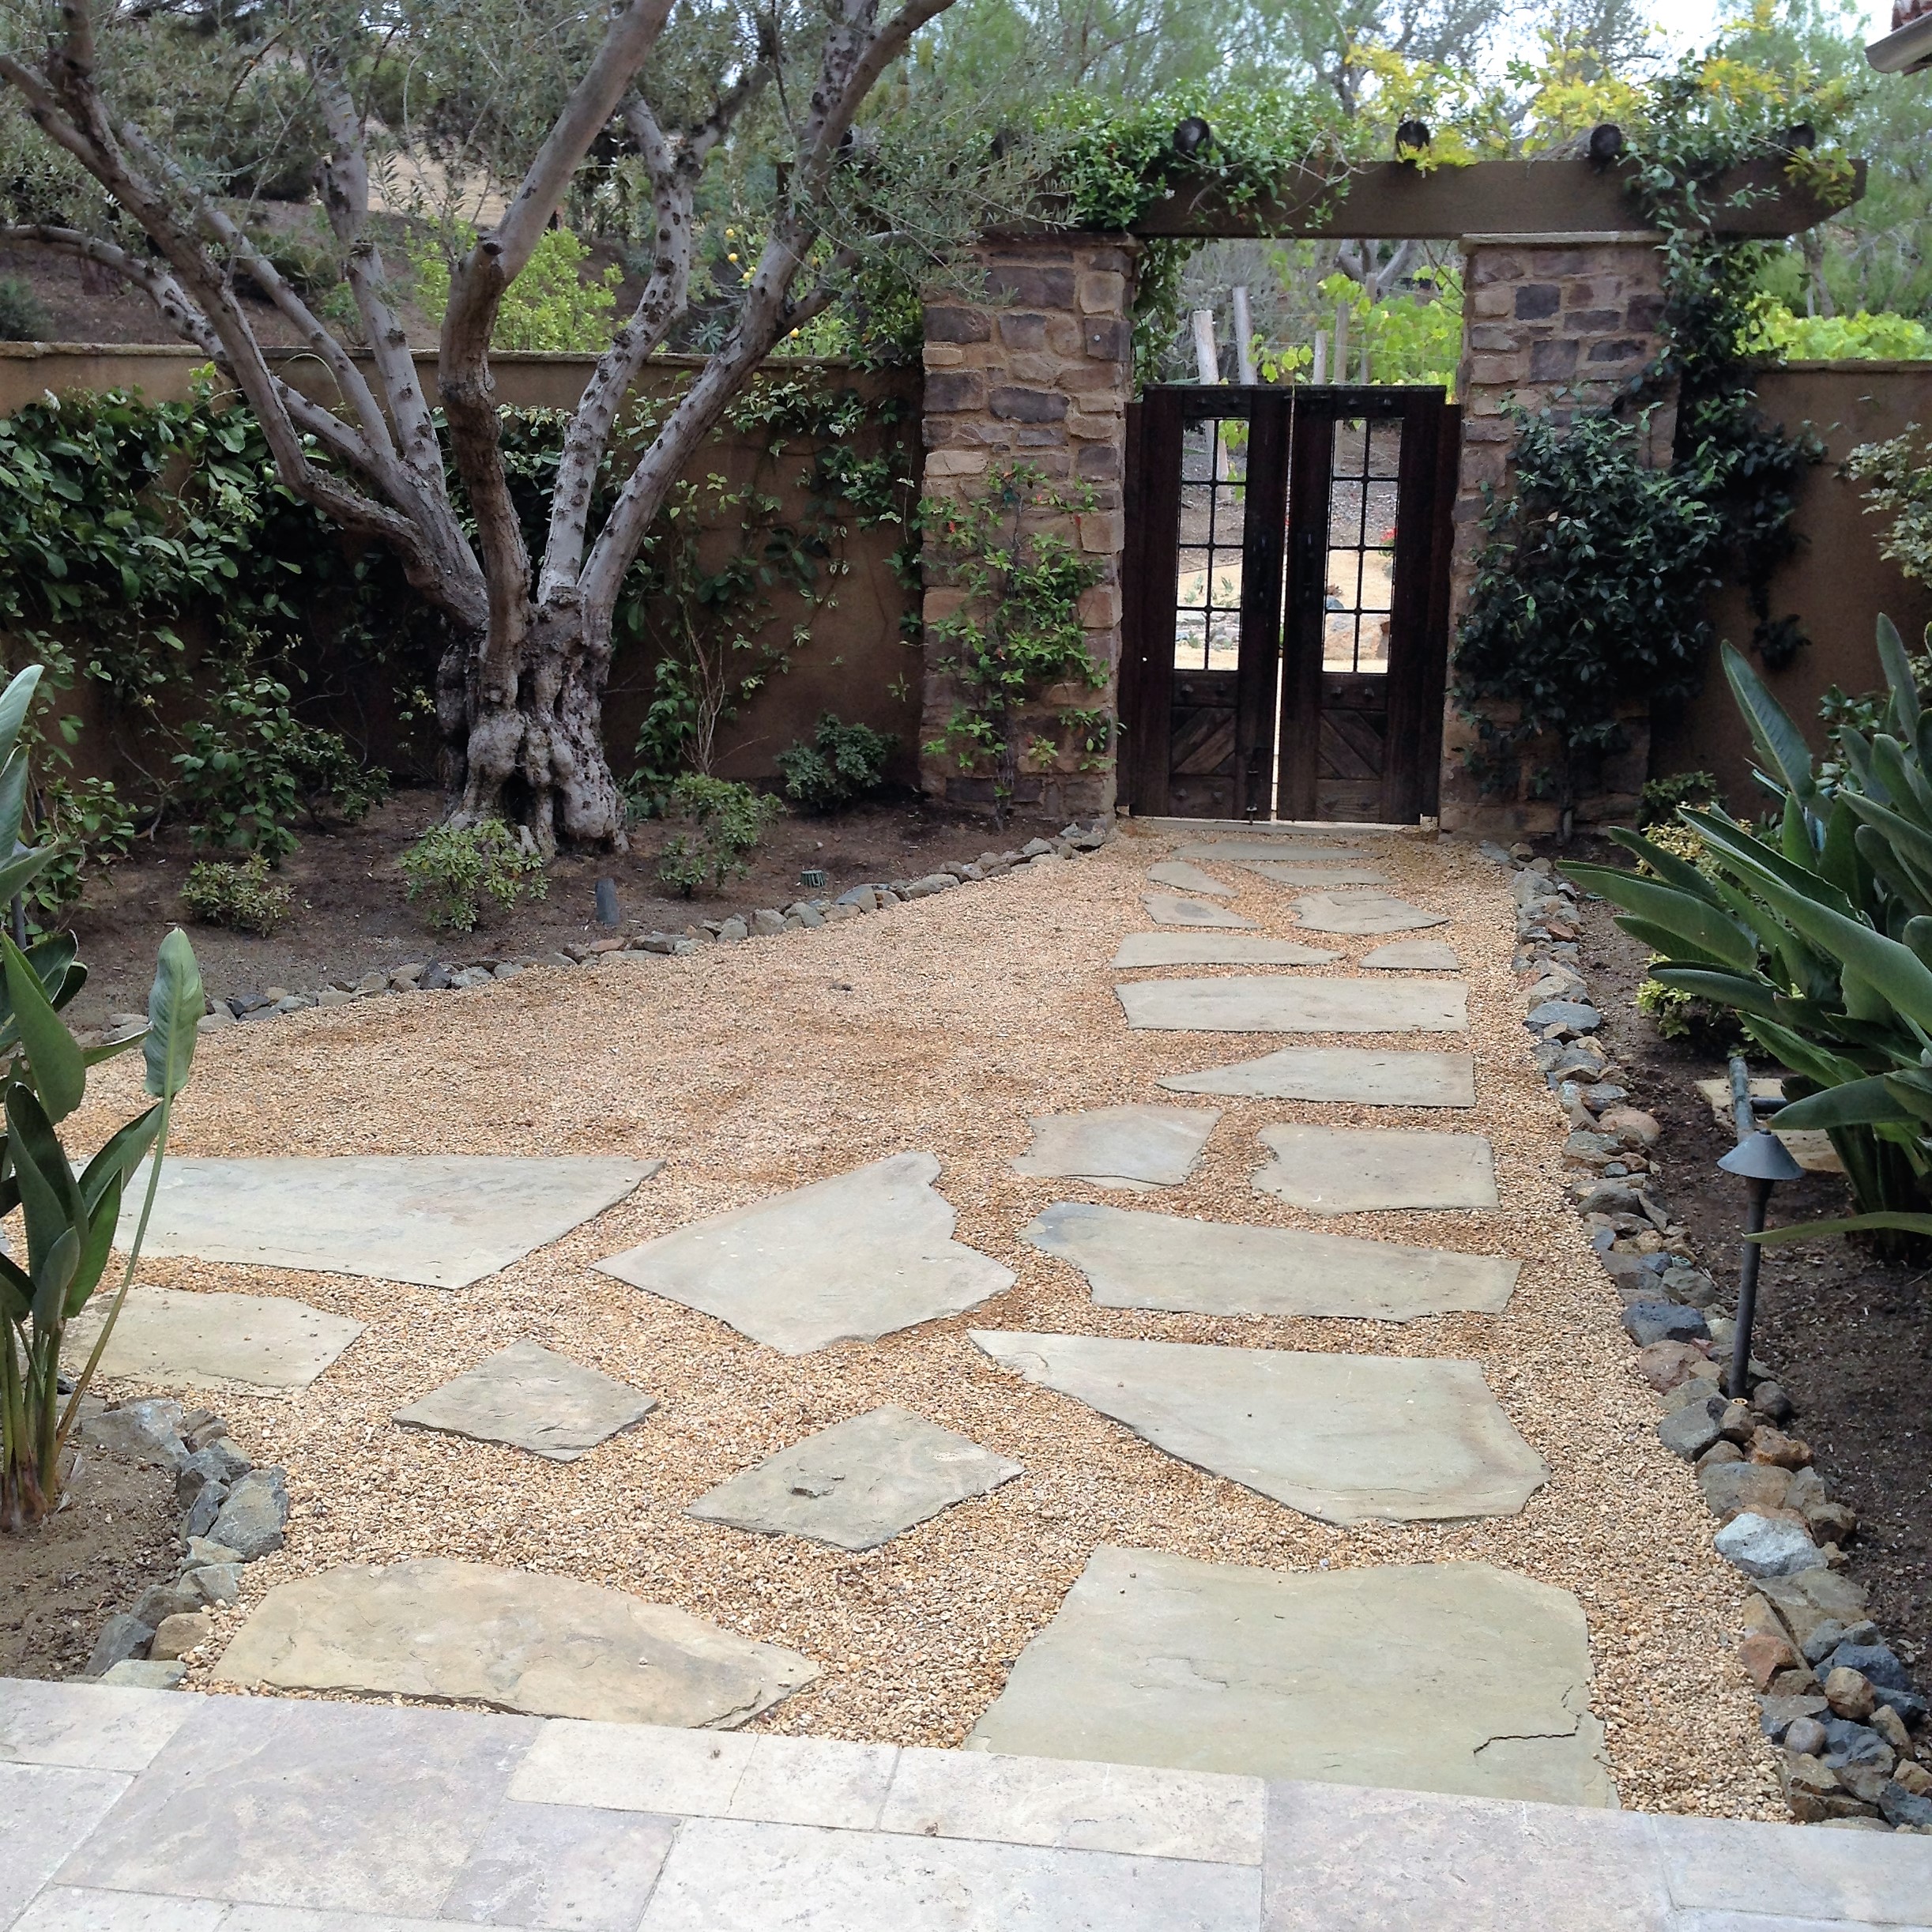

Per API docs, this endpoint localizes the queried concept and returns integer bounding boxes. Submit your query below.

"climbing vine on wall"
[921,462,1108,823]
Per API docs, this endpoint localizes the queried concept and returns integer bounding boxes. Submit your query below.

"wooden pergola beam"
[1127,155,1866,240]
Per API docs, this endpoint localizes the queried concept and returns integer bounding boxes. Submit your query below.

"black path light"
[1587,122,1625,166]
[1394,118,1431,159]
[594,878,620,928]
[1718,1054,1803,1399]
[1172,117,1212,159]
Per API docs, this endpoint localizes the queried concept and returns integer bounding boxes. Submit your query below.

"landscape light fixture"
[594,878,620,927]
[1716,1055,1803,1399]
[1870,0,1932,73]
[1776,122,1817,155]
[1587,122,1624,167]
[1172,117,1211,159]
[1394,119,1430,158]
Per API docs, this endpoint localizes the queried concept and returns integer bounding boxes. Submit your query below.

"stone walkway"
[36,815,1862,1831]
[5,1678,1930,1931]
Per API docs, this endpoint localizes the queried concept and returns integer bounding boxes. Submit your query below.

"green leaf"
[65,1170,122,1317]
[1649,966,1786,1019]
[1563,862,1755,966]
[0,662,42,776]
[1772,1076,1918,1131]
[1681,811,1855,921]
[0,845,54,908]
[1746,1212,1932,1245]
[78,1102,161,1213]
[1596,830,1722,906]
[1614,914,1737,966]
[1,934,84,1121]
[1722,641,1817,809]
[142,928,202,1102]
[1877,612,1920,740]
[32,1223,78,1327]
[0,1251,30,1322]
[0,746,29,862]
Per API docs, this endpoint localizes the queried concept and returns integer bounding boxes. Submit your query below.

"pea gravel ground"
[63,825,1779,1819]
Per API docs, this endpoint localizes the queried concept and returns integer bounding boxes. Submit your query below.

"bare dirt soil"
[1,1448,182,1679]
[1570,841,1931,1682]
[59,788,1070,1034]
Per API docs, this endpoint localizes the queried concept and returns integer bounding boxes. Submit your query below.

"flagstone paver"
[1143,893,1258,928]
[966,1546,1613,1807]
[214,1558,818,1726]
[1022,1201,1520,1320]
[1253,1124,1499,1213]
[1235,862,1390,886]
[393,1339,656,1461]
[59,1284,362,1392]
[687,1404,1022,1550]
[597,1153,1012,1355]
[1290,891,1451,935]
[1147,860,1234,896]
[1158,1045,1474,1106]
[1112,932,1341,969]
[969,1332,1546,1523]
[1010,1105,1219,1190]
[1117,977,1465,1034]
[119,1155,661,1290]
[1363,939,1461,970]
[1174,842,1368,864]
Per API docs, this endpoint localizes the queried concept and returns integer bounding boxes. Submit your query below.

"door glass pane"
[1173,416,1248,672]
[1322,416,1401,673]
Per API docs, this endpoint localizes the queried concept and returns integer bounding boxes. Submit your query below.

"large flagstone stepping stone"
[1175,842,1367,864]
[687,1405,1022,1550]
[1292,891,1450,935]
[1009,1105,1219,1191]
[1022,1201,1520,1320]
[1236,862,1389,887]
[1158,1045,1474,1107]
[119,1156,661,1290]
[1363,939,1461,970]
[1112,932,1340,969]
[214,1557,816,1727]
[970,1332,1545,1523]
[394,1339,656,1461]
[1146,860,1233,896]
[1116,977,1465,1034]
[1143,894,1256,928]
[596,1153,1012,1356]
[60,1285,362,1392]
[966,1546,1612,1806]
[1253,1125,1497,1214]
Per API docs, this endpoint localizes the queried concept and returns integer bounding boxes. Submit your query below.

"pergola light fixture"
[1172,117,1212,159]
[1870,0,1932,73]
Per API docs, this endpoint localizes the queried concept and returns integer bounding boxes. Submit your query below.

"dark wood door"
[1120,384,1456,823]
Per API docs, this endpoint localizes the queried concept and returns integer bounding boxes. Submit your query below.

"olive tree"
[0,0,965,848]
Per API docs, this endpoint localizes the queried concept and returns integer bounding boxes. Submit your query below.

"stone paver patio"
[60,1284,363,1391]
[1157,1044,1474,1105]
[1115,976,1466,1032]
[1252,1124,1499,1212]
[10,1679,1928,1932]
[394,1339,657,1460]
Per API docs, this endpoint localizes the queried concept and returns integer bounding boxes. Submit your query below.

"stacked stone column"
[1439,231,1673,835]
[918,235,1138,819]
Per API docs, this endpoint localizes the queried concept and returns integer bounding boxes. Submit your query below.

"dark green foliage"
[1639,770,1718,829]
[0,276,47,343]
[656,777,782,897]
[400,822,548,936]
[171,672,386,860]
[180,854,296,937]
[776,714,895,812]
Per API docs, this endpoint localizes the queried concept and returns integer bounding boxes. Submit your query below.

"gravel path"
[67,827,1779,1817]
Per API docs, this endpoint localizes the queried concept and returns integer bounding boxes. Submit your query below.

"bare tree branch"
[0,223,222,356]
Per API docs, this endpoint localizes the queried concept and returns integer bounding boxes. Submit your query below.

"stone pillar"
[917,235,1138,819]
[1438,231,1672,837]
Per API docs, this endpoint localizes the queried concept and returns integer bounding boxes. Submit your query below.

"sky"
[1658,0,1897,51]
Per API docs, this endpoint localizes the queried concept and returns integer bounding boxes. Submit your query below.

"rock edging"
[1487,837,1932,1835]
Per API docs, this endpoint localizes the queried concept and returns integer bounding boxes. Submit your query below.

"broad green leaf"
[1839,729,1885,803]
[82,1030,144,1069]
[1780,793,1813,868]
[1877,612,1920,740]
[0,663,41,776]
[31,1223,78,1328]
[1747,1212,1932,1245]
[65,1171,122,1317]
[142,928,202,1102]
[1614,915,1735,966]
[1870,735,1932,827]
[1723,641,1817,809]
[1565,869,1754,967]
[1773,1076,1917,1131]
[78,1102,161,1214]
[1820,799,1868,906]
[0,845,53,909]
[0,747,29,862]
[0,1250,29,1322]
[1649,966,1785,1019]
[2,935,83,1121]
[1681,811,1856,920]
[1855,822,1932,917]
[1598,830,1723,906]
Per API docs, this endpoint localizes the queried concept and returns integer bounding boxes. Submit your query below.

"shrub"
[29,775,138,918]
[400,821,548,936]
[0,274,47,342]
[1637,770,1717,829]
[1635,967,1743,1049]
[775,714,895,812]
[657,776,781,897]
[173,672,388,859]
[180,855,296,937]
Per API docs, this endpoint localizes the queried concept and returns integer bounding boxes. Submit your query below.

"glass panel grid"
[1173,417,1248,672]
[1321,417,1401,674]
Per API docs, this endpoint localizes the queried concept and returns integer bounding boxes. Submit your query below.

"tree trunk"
[449,600,628,852]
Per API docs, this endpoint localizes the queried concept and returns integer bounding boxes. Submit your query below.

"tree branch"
[0,224,222,357]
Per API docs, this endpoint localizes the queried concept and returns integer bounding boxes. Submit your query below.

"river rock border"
[75,825,1113,1045]
[68,1394,290,1689]
[1495,839,1932,1834]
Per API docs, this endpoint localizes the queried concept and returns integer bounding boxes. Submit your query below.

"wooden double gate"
[1119,385,1459,823]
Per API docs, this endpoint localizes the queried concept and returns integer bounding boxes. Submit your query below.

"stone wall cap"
[1460,231,1664,247]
